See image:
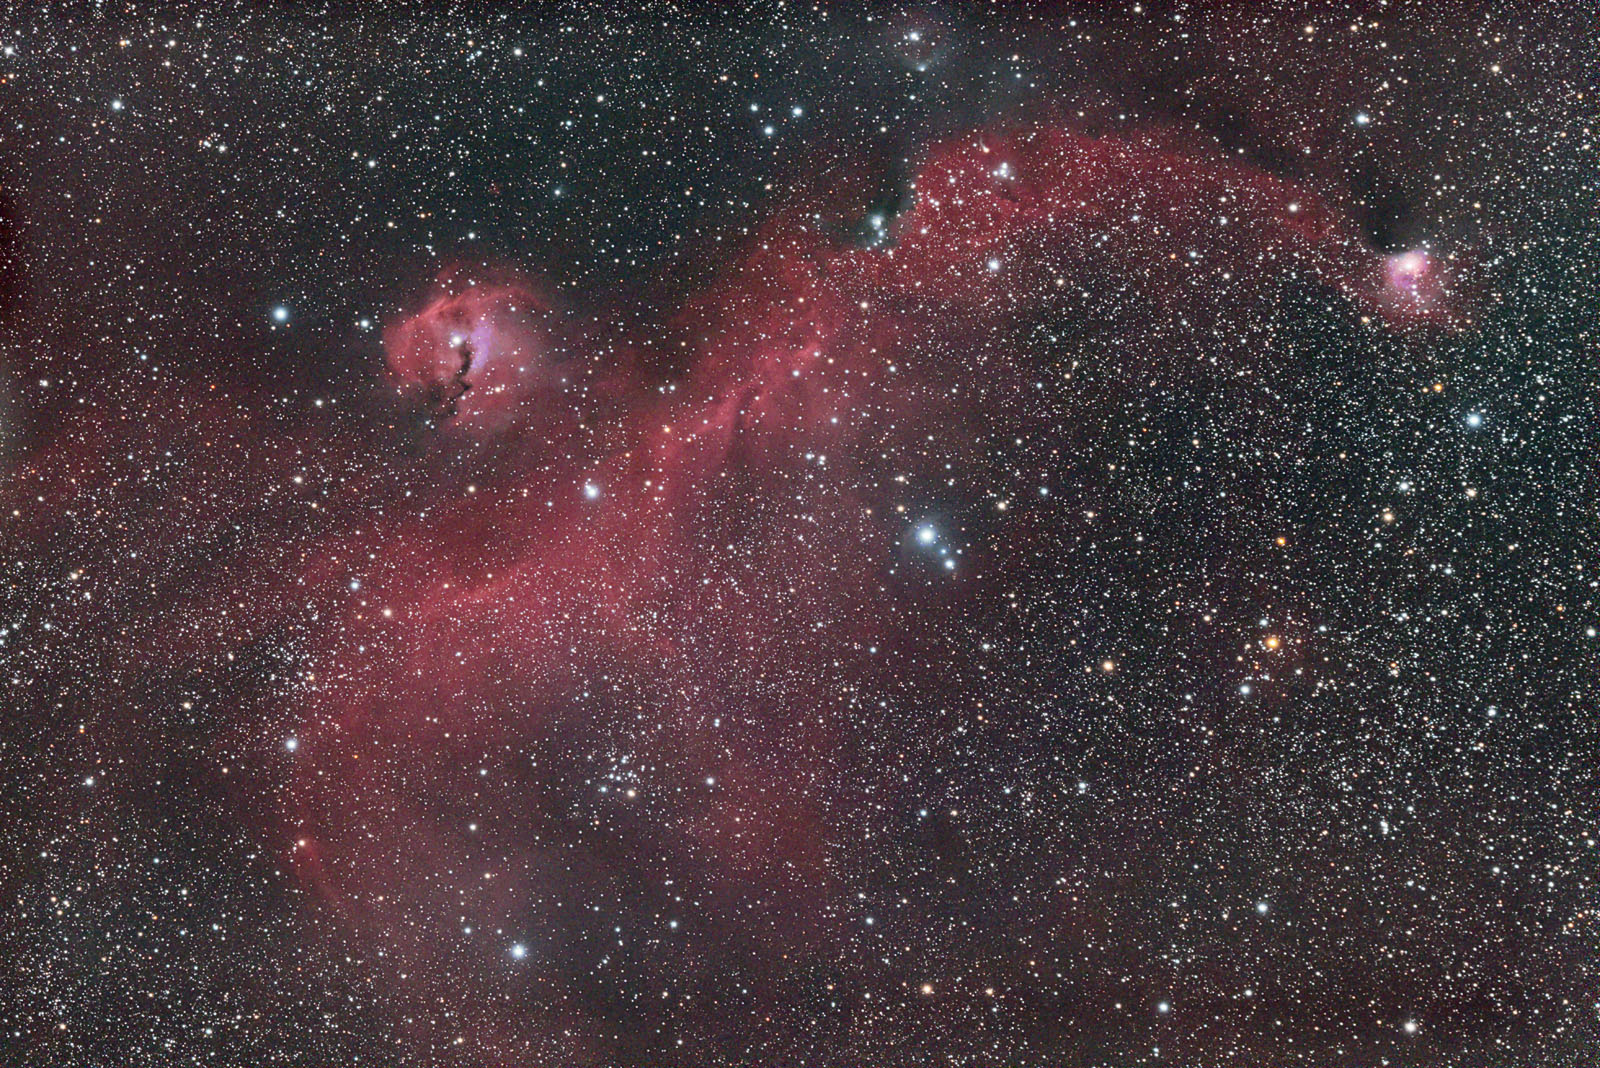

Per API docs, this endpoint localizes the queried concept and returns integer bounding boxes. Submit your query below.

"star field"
[0,3,1595,1067]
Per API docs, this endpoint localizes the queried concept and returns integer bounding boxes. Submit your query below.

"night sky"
[1,3,1596,1066]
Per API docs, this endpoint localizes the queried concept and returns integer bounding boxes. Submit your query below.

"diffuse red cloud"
[1,119,1475,1062]
[385,128,1465,461]
[259,122,1478,1056]
[640,124,1470,512]
[382,272,586,434]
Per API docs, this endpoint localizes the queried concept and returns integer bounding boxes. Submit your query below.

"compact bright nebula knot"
[383,279,561,429]
[1385,249,1432,297]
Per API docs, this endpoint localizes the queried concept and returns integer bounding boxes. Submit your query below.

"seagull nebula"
[1,4,1594,1067]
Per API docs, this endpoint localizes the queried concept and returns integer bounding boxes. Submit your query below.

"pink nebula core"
[383,281,557,427]
[1386,249,1432,296]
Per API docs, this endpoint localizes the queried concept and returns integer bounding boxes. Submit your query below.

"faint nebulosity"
[0,3,1595,1066]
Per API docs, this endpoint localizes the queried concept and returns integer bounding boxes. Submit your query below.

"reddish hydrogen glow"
[1387,249,1431,295]
[383,279,561,429]
[1374,247,1468,327]
[281,126,1464,967]
[0,119,1483,1062]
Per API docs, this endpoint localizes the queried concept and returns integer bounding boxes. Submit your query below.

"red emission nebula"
[6,116,1492,1066]
[7,6,1595,1066]
[267,126,1461,1055]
